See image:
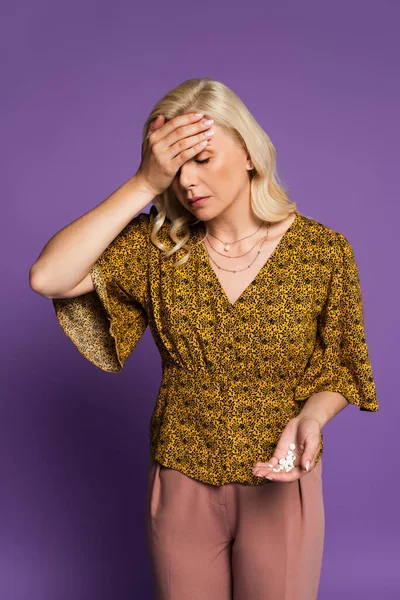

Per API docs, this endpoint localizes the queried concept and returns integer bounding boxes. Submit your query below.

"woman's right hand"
[135,112,215,197]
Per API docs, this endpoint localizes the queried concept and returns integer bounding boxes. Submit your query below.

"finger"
[301,451,319,473]
[253,442,299,478]
[253,463,303,482]
[149,111,204,144]
[264,464,304,482]
[254,440,299,469]
[253,455,278,470]
[145,116,162,141]
[300,432,321,471]
[146,114,165,139]
[273,444,319,478]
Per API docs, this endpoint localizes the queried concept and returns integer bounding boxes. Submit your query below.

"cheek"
[209,160,231,184]
[216,165,243,192]
[169,181,183,203]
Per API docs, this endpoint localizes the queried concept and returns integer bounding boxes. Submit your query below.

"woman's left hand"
[252,416,322,482]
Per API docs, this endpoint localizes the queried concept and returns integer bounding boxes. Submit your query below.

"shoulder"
[298,213,354,258]
[127,205,176,252]
[124,206,156,240]
[104,209,153,259]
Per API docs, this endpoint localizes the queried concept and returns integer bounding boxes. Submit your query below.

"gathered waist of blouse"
[161,357,300,382]
[159,358,303,413]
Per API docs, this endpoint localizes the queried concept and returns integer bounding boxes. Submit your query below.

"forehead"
[198,125,222,153]
[203,123,238,150]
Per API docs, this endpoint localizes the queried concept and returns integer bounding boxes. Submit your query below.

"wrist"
[296,391,349,430]
[132,171,159,199]
[294,413,324,430]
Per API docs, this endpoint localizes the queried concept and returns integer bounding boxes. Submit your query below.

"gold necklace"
[207,221,264,252]
[203,223,271,273]
[205,226,270,259]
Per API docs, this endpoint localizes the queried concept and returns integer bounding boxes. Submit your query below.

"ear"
[245,152,254,171]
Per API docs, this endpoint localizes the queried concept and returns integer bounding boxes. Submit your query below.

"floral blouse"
[52,205,379,486]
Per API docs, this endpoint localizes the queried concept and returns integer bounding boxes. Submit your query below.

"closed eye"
[175,157,211,176]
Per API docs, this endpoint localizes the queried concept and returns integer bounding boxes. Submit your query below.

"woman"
[30,77,379,600]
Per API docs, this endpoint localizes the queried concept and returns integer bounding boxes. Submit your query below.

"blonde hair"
[141,77,299,267]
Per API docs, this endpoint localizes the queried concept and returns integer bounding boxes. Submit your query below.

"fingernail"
[306,461,310,471]
[266,476,274,481]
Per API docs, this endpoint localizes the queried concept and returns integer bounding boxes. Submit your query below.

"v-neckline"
[196,212,301,310]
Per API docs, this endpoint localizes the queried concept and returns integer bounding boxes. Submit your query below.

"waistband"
[160,359,297,396]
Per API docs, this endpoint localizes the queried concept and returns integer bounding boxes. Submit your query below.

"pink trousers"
[145,457,325,600]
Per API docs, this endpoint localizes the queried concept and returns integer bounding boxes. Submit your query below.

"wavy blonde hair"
[141,77,299,268]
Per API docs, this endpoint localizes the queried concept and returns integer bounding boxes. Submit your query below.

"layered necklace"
[201,220,271,273]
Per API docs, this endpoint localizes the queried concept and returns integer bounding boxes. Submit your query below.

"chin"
[201,207,227,221]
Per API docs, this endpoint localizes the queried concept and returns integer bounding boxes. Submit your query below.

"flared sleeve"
[52,211,151,372]
[293,232,379,411]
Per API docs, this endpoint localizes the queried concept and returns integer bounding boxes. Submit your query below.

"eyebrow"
[199,147,215,154]
[176,148,215,170]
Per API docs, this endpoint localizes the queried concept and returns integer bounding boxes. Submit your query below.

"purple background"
[2,0,398,598]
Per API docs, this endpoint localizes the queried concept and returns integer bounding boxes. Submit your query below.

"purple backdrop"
[2,0,398,598]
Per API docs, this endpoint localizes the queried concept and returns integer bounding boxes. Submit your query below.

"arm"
[295,390,349,429]
[29,173,156,298]
[49,198,156,373]
[293,232,379,414]
[253,233,378,479]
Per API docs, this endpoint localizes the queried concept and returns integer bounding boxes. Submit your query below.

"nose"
[176,164,200,189]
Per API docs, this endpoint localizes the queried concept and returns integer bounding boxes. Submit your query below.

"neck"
[204,210,268,240]
[206,220,267,242]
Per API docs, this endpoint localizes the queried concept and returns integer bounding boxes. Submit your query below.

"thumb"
[301,433,320,471]
[147,114,165,137]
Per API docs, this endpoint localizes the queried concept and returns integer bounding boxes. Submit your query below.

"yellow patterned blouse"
[52,205,379,486]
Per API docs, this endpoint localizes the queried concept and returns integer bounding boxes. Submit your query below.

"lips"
[188,196,209,204]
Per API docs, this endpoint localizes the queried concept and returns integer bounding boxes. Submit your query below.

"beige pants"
[145,457,325,600]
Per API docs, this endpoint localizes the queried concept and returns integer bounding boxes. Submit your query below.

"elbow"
[29,264,53,298]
